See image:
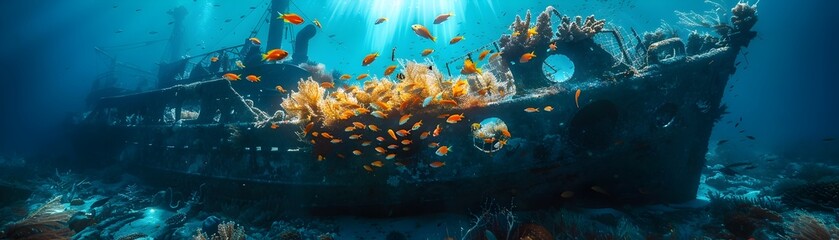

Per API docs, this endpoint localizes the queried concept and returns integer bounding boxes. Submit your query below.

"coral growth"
[299,62,334,84]
[193,221,246,240]
[731,2,758,31]
[708,193,784,238]
[556,15,606,43]
[2,196,75,240]
[782,181,839,209]
[785,211,839,240]
[281,60,510,127]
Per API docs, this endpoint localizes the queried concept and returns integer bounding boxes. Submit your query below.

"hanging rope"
[207,0,271,51]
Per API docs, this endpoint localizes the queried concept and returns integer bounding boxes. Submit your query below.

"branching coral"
[498,7,554,63]
[730,1,758,31]
[556,15,606,43]
[193,221,246,240]
[299,62,334,84]
[2,196,75,240]
[280,78,327,124]
[785,211,839,240]
[675,0,727,29]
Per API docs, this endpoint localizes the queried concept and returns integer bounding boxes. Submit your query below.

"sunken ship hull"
[72,4,758,216]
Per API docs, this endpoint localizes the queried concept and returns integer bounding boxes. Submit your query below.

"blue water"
[0,0,837,239]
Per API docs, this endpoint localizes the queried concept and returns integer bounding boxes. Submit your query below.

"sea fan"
[2,196,75,240]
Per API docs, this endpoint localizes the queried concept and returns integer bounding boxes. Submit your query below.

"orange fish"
[483,138,495,144]
[437,114,451,119]
[374,17,388,25]
[222,73,241,81]
[376,136,385,142]
[246,75,261,83]
[361,140,373,146]
[489,52,502,61]
[395,129,410,137]
[399,114,412,125]
[519,51,536,63]
[524,107,539,113]
[544,106,554,111]
[321,132,334,139]
[353,150,362,155]
[384,65,397,76]
[501,129,511,138]
[210,56,219,62]
[270,123,279,129]
[411,120,423,131]
[262,49,289,61]
[371,161,384,167]
[330,139,343,144]
[277,12,304,25]
[460,58,481,74]
[312,19,322,29]
[387,144,399,149]
[371,111,388,119]
[478,49,491,61]
[321,81,335,89]
[375,147,387,154]
[433,124,442,137]
[349,134,362,140]
[420,131,430,139]
[435,146,450,156]
[340,74,352,80]
[401,139,412,145]
[575,89,581,109]
[421,49,434,56]
[275,85,287,93]
[429,161,446,168]
[318,155,325,161]
[312,132,319,137]
[357,74,369,80]
[385,153,396,160]
[249,37,261,46]
[304,122,314,135]
[344,126,356,132]
[352,122,366,129]
[362,52,379,66]
[428,142,440,148]
[363,165,373,172]
[549,42,557,51]
[387,129,398,140]
[368,124,380,132]
[411,24,436,42]
[446,114,464,124]
[433,12,454,24]
[449,36,465,44]
[439,99,458,106]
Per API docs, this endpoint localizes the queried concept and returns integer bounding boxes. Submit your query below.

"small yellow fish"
[340,74,352,80]
[478,49,491,61]
[544,106,554,111]
[411,120,423,131]
[368,124,380,132]
[353,150,362,155]
[375,17,388,25]
[345,126,356,132]
[357,73,369,80]
[384,65,397,76]
[363,165,373,172]
[330,139,343,144]
[421,49,434,56]
[527,26,538,37]
[371,161,384,167]
[248,37,261,46]
[235,60,246,68]
[385,153,396,160]
[388,129,398,140]
[460,58,481,75]
[275,85,287,93]
[401,139,412,145]
[349,134,362,140]
[312,19,322,29]
[524,107,539,113]
[575,89,582,109]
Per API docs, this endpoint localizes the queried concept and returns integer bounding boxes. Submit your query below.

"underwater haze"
[0,0,838,239]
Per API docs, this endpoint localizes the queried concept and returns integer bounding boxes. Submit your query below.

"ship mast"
[163,6,188,62]
[267,0,290,50]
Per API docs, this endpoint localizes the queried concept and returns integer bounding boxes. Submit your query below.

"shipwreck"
[72,1,759,216]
